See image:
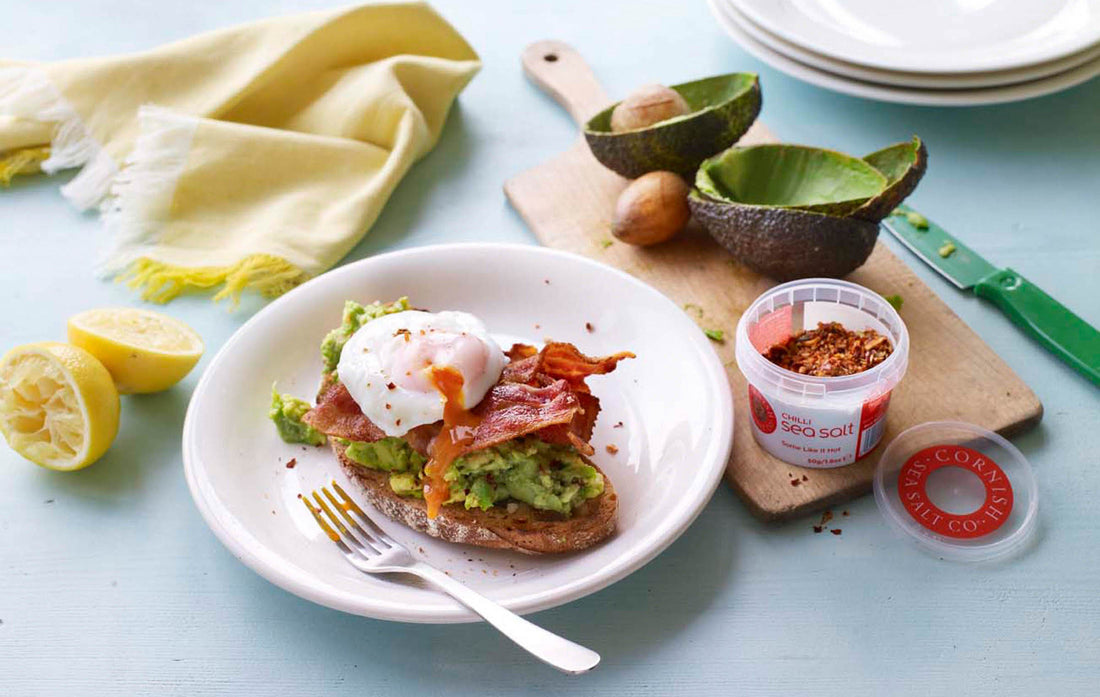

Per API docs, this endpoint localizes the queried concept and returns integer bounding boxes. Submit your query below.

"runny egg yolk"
[423,365,482,519]
[390,331,490,395]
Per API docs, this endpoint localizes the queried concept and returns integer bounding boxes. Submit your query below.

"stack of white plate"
[708,0,1100,106]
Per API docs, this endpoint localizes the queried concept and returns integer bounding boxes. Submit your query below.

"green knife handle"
[975,268,1100,387]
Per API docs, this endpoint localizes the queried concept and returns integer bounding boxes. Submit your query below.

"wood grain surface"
[504,41,1042,521]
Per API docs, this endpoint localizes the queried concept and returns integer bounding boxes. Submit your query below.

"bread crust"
[332,440,617,555]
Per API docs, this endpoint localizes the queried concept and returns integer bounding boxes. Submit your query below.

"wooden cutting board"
[503,41,1042,521]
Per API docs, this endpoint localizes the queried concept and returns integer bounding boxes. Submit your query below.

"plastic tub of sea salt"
[735,278,909,468]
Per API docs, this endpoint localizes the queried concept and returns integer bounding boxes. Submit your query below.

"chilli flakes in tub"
[735,279,909,468]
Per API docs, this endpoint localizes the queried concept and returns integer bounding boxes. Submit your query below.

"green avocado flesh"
[269,388,326,446]
[696,144,888,216]
[864,138,919,183]
[584,73,761,179]
[851,136,928,223]
[320,297,410,373]
[690,137,926,281]
[341,436,605,516]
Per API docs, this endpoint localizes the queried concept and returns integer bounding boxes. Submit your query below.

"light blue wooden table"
[2,1,1098,694]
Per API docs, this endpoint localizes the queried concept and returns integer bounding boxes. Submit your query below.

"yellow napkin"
[0,2,479,302]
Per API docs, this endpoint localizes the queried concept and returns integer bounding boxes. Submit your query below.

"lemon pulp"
[0,342,120,470]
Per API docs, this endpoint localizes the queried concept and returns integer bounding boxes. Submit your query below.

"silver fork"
[302,481,600,674]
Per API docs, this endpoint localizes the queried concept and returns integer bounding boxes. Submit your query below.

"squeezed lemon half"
[0,342,121,471]
[67,308,204,394]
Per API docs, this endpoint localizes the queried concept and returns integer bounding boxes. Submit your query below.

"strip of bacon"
[535,391,600,455]
[467,379,586,453]
[505,342,634,393]
[505,344,538,362]
[500,352,541,384]
[538,342,635,393]
[303,381,386,442]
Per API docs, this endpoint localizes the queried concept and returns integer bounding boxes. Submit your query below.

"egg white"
[336,310,507,437]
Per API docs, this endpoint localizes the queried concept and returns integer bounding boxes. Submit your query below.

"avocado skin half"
[688,190,879,281]
[584,74,762,179]
[851,136,928,223]
[695,143,889,218]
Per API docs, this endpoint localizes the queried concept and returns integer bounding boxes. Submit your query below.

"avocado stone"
[850,136,928,223]
[584,73,761,179]
[688,190,879,281]
[695,144,888,216]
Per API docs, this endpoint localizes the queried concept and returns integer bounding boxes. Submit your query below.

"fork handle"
[409,562,600,674]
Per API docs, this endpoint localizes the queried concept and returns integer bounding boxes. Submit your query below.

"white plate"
[731,0,1100,74]
[710,0,1100,106]
[183,244,734,623]
[726,0,1100,89]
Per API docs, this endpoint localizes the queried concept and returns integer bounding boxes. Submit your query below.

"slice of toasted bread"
[332,440,617,555]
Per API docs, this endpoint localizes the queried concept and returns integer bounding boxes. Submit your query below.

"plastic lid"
[873,421,1038,562]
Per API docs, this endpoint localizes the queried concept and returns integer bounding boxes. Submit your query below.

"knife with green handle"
[883,205,1100,387]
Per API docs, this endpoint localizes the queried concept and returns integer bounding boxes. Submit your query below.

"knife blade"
[883,205,1100,387]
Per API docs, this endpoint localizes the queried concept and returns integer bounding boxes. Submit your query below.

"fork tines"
[302,482,398,555]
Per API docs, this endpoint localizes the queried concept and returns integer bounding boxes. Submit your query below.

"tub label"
[856,392,891,458]
[897,445,1013,539]
[748,385,777,434]
[747,387,892,468]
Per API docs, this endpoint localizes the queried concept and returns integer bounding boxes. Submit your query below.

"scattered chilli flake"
[585,322,594,333]
[613,421,624,429]
[285,458,297,469]
[605,444,619,455]
[386,382,396,390]
[830,529,842,536]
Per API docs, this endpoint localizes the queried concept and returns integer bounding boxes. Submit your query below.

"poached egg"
[336,310,507,436]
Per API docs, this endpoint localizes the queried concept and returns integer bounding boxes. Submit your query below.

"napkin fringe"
[0,146,50,186]
[97,105,306,304]
[101,105,197,261]
[115,254,309,305]
[0,66,115,209]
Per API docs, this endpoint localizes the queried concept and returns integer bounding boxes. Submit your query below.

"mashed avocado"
[345,437,426,471]
[320,297,410,373]
[340,437,426,499]
[340,436,604,516]
[269,387,326,446]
